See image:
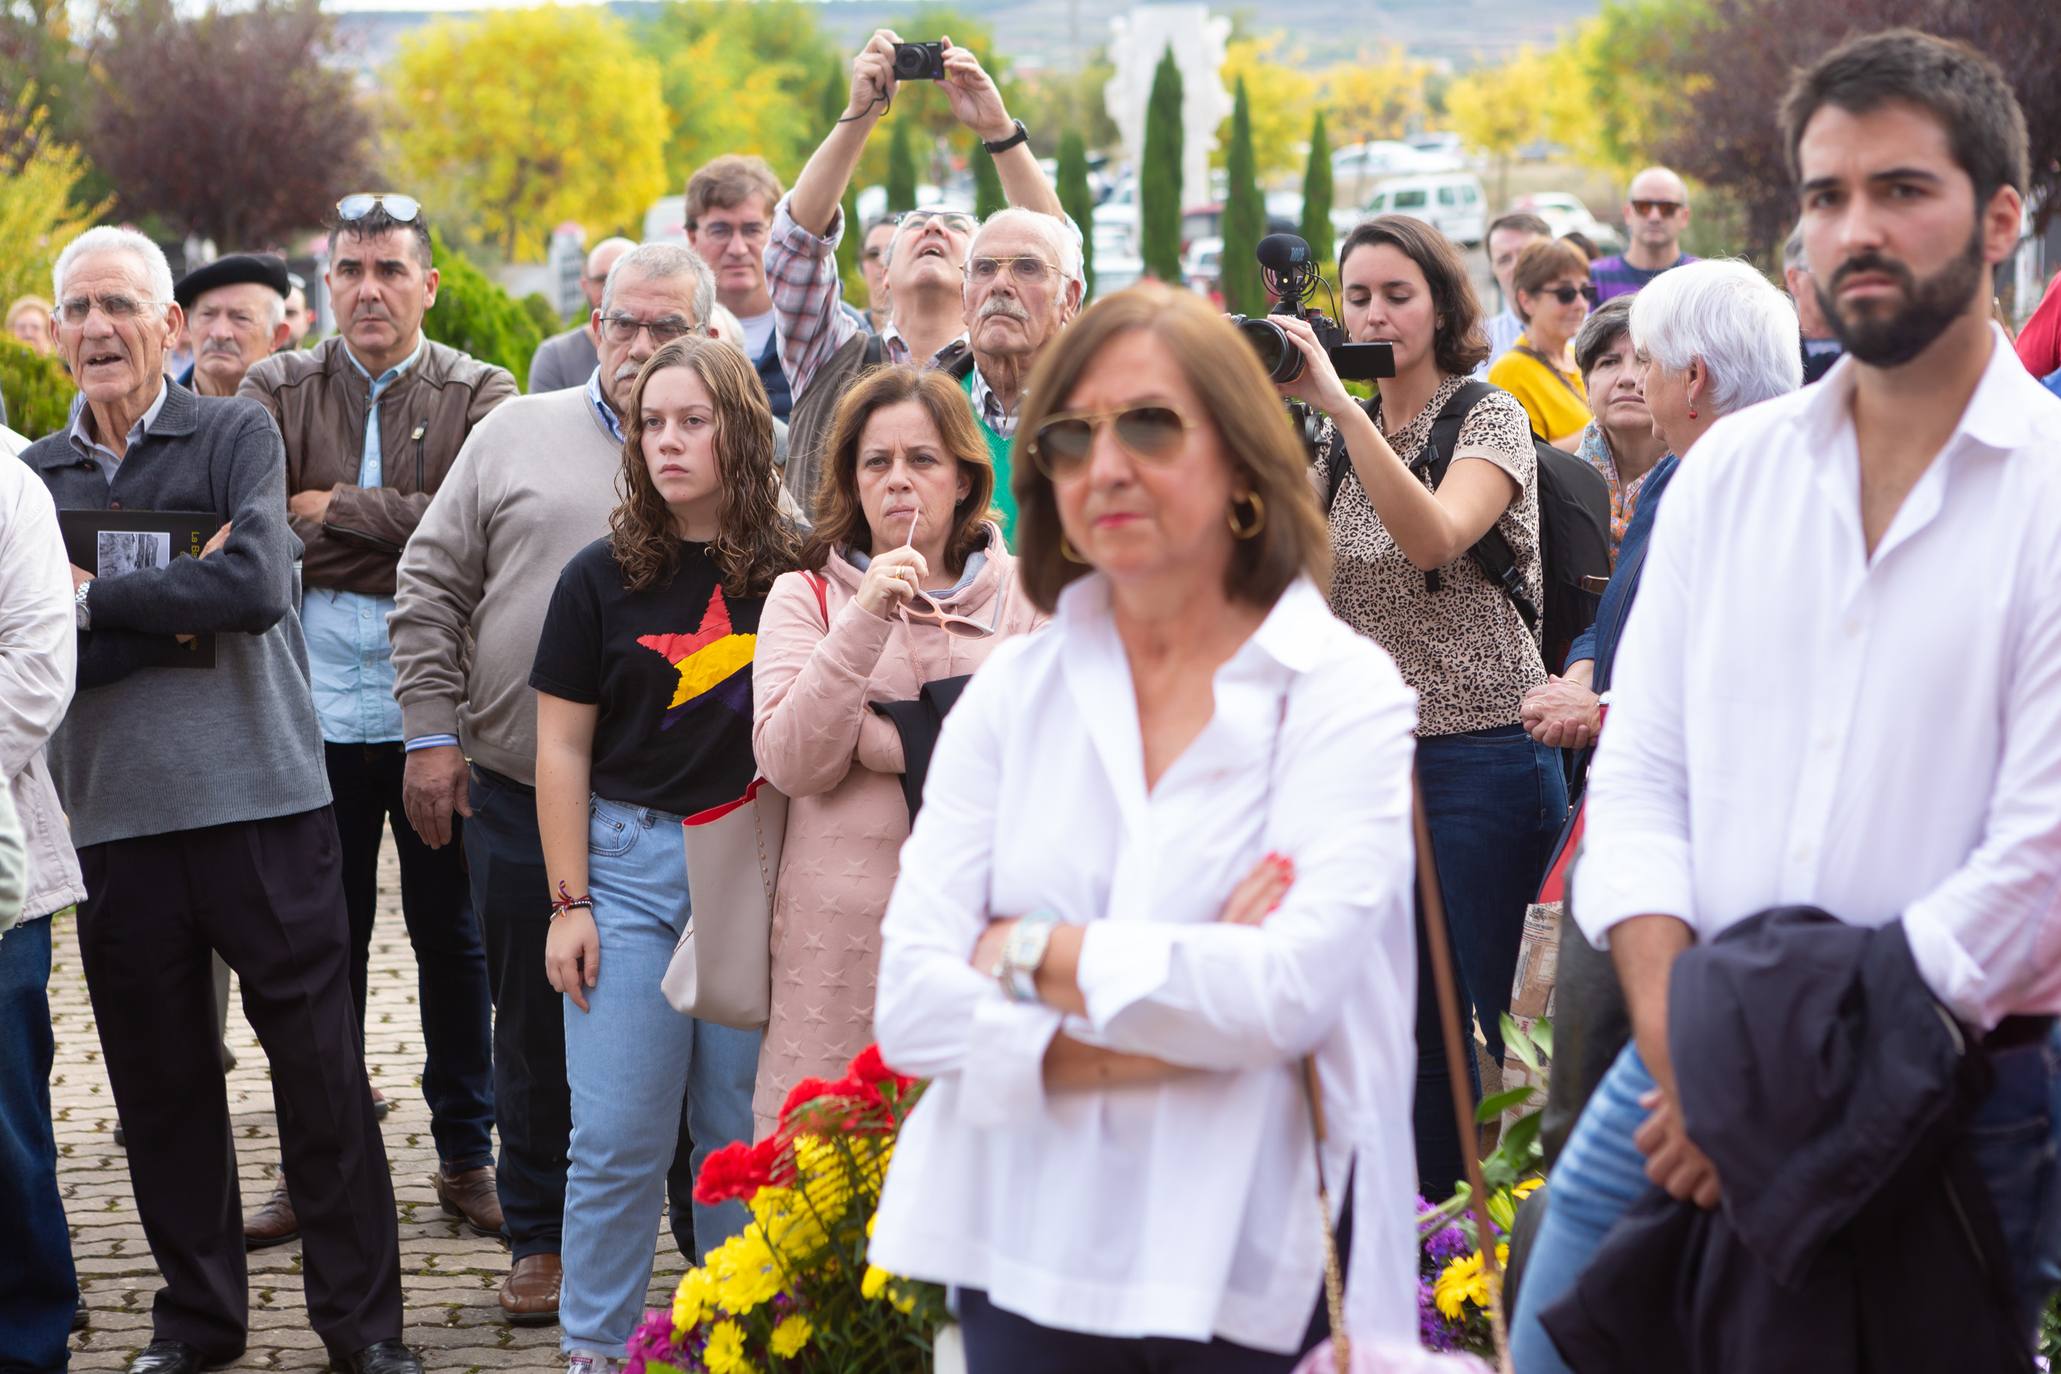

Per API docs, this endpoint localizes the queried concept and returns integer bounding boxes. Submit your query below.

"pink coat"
[750,526,1043,1135]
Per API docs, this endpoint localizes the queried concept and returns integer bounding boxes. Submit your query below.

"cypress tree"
[1057,129,1096,299]
[886,115,918,214]
[1220,76,1265,316]
[971,139,1005,219]
[1300,110,1336,267]
[821,62,863,283]
[1140,45,1184,284]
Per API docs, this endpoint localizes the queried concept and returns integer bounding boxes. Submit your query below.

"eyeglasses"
[1028,404,1193,480]
[1540,283,1598,306]
[56,293,163,326]
[337,192,422,223]
[598,313,700,345]
[968,256,1057,285]
[694,221,768,246]
[1629,199,1684,218]
[895,209,978,236]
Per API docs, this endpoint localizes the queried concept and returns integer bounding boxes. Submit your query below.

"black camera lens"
[892,42,945,81]
[1235,317,1305,385]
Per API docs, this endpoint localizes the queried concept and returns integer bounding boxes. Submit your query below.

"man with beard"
[768,30,1072,521]
[1509,30,2061,1371]
[389,241,717,1326]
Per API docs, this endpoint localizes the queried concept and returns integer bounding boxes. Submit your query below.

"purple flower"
[1417,1275,1460,1352]
[1425,1220,1472,1265]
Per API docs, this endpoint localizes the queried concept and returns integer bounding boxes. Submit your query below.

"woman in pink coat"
[751,365,1043,1134]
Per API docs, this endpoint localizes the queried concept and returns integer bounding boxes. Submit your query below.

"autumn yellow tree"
[646,0,838,187]
[386,6,669,261]
[1214,35,1317,181]
[1320,45,1433,147]
[1445,46,1554,209]
[0,86,110,310]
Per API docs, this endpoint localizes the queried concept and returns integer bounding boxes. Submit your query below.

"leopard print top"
[1323,375,1546,737]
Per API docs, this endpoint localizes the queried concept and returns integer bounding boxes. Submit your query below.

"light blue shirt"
[1474,308,1526,379]
[301,338,423,744]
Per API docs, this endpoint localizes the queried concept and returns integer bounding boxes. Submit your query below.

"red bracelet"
[551,881,593,919]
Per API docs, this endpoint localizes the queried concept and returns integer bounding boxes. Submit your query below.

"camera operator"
[768,29,1073,519]
[1281,215,1566,1201]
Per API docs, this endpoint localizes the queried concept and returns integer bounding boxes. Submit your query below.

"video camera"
[1228,234,1396,385]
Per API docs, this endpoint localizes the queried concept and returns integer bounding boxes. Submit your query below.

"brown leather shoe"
[498,1252,561,1326]
[243,1173,299,1250]
[433,1164,505,1237]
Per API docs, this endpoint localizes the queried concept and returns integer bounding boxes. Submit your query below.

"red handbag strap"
[804,571,828,628]
[1537,702,1607,904]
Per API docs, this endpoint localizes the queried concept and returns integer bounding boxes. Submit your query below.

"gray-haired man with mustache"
[238,196,514,1259]
[387,241,718,1323]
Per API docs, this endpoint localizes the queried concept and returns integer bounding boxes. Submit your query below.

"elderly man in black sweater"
[20,226,418,1374]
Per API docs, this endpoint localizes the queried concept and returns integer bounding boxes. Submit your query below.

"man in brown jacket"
[239,194,514,1252]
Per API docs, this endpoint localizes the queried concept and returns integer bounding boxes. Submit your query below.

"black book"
[58,509,219,669]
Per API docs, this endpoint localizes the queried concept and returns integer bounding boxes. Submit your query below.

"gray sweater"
[19,382,331,847]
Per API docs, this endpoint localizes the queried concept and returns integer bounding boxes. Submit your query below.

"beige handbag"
[661,777,788,1030]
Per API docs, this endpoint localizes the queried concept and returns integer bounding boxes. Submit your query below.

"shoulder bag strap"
[1513,343,1587,405]
[803,571,829,629]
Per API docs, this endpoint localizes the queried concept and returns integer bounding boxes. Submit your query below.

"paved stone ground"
[54,827,685,1372]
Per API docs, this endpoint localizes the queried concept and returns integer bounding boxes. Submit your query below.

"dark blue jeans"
[0,918,75,1373]
[328,742,493,1169]
[1412,723,1567,1199]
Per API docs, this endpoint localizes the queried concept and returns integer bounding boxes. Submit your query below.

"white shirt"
[1473,308,1526,378]
[869,576,1421,1353]
[1578,328,2061,1031]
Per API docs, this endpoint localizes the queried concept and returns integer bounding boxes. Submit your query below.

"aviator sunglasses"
[1027,404,1194,480]
[337,192,423,223]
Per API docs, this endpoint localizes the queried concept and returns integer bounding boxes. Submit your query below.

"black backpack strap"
[1412,380,1539,632]
[862,329,887,370]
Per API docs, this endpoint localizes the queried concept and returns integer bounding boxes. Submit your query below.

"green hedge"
[0,336,74,440]
[421,230,545,391]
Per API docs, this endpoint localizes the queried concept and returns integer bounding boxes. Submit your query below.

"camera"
[892,41,947,82]
[1229,234,1395,385]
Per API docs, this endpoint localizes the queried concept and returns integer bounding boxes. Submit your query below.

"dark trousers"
[75,809,401,1362]
[1412,724,1567,1199]
[328,741,494,1169]
[464,765,698,1260]
[0,918,76,1374]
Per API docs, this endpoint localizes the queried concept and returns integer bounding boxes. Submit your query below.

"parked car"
[1363,172,1487,247]
[1331,140,1448,205]
[1509,192,1625,254]
[1090,254,1146,302]
[1181,236,1223,295]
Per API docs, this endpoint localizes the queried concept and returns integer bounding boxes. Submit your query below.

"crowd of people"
[1,21,2058,1374]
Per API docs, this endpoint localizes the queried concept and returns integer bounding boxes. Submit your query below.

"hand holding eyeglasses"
[854,507,931,619]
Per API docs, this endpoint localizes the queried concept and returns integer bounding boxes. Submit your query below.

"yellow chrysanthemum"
[702,1319,753,1374]
[707,1230,781,1313]
[769,1313,813,1359]
[1513,1178,1544,1201]
[1434,1247,1505,1319]
[672,1267,718,1333]
[861,1263,891,1302]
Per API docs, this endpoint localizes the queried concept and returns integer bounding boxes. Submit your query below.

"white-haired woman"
[1509,258,1803,1374]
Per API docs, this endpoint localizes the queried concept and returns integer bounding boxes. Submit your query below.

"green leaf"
[1475,1086,1537,1123]
[1530,1018,1554,1059]
[1500,1014,1543,1076]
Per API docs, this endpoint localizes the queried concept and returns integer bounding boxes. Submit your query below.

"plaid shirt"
[969,365,1017,438]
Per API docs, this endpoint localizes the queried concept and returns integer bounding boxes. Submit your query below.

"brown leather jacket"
[239,335,517,595]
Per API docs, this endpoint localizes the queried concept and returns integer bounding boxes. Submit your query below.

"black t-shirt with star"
[531,537,765,818]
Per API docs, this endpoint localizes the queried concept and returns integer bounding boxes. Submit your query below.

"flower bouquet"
[626,1045,949,1374]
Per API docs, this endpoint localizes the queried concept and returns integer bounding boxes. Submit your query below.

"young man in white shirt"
[1509,29,2061,1371]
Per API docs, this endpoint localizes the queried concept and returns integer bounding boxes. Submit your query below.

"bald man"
[1590,166,1699,303]
[526,236,635,392]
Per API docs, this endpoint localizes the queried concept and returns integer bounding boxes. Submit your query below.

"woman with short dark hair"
[1290,214,1567,1200]
[1570,297,1670,560]
[869,283,1422,1370]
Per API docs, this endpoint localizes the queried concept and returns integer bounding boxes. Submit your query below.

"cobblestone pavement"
[55,828,685,1371]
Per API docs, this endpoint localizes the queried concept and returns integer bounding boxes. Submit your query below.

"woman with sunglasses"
[1275,214,1567,1202]
[867,284,1422,1371]
[750,364,1040,1137]
[1489,237,1598,451]
[530,337,800,1372]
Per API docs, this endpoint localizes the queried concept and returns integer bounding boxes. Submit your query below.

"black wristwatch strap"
[983,119,1029,155]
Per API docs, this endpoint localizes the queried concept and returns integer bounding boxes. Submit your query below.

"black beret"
[174,253,292,311]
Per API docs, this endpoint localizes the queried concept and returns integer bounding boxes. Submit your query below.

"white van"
[1363,173,1487,248]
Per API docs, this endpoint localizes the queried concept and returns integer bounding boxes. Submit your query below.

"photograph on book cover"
[97,529,171,578]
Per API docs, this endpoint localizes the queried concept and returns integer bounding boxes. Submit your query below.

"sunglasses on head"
[337,193,422,223]
[1541,283,1599,306]
[1630,199,1684,218]
[1028,404,1193,480]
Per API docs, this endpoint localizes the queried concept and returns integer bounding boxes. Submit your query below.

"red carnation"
[779,1076,844,1125]
[847,1044,892,1086]
[693,1139,773,1205]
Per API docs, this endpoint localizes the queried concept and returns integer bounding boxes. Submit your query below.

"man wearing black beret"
[174,253,292,399]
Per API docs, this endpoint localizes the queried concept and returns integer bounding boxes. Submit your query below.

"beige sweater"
[390,386,622,783]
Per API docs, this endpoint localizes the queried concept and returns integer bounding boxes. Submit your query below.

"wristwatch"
[74,579,91,630]
[983,119,1030,155]
[993,913,1056,1003]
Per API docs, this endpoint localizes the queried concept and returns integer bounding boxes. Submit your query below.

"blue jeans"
[1413,724,1566,1198]
[1509,1034,2061,1373]
[560,796,761,1358]
[0,918,74,1373]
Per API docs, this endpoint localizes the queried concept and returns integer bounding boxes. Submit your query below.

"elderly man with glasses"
[389,240,720,1327]
[1589,165,1699,303]
[21,224,418,1374]
[768,30,1078,531]
[237,193,517,1258]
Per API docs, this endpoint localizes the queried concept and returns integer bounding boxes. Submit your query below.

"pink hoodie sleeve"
[753,570,903,798]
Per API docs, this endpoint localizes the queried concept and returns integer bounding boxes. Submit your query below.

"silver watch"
[74,579,91,630]
[993,914,1057,1004]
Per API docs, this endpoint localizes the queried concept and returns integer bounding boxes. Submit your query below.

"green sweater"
[959,369,1016,546]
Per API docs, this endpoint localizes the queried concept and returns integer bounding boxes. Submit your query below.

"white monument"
[1105,4,1233,211]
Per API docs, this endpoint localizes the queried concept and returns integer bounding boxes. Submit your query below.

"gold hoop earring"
[1060,534,1090,564]
[1228,491,1266,540]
